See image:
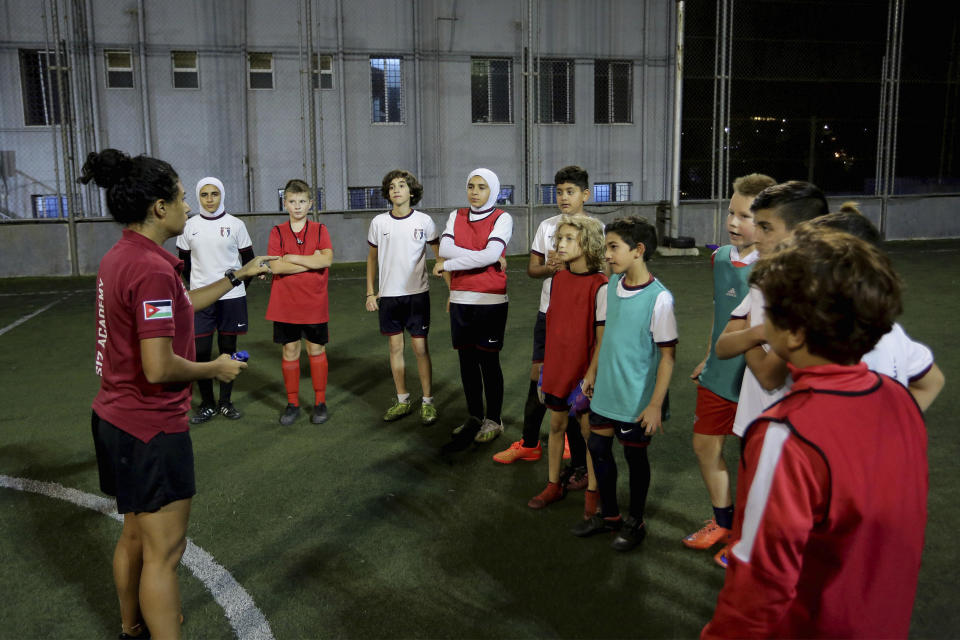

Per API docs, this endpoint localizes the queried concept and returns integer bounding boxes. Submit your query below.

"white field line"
[0,475,275,640]
[0,294,72,337]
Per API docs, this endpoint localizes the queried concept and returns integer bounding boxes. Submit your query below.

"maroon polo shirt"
[93,229,195,442]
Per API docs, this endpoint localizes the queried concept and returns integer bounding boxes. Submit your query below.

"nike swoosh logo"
[621,427,634,434]
[237,323,246,327]
[192,232,199,236]
[487,339,497,343]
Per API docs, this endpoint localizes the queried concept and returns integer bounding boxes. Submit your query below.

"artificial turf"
[0,242,956,639]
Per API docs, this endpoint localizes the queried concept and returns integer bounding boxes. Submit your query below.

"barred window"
[371,57,403,123]
[248,52,273,90]
[471,58,513,123]
[538,59,574,124]
[278,188,323,212]
[31,194,67,218]
[497,185,515,205]
[348,187,390,210]
[594,60,632,123]
[593,182,632,202]
[312,54,334,90]
[105,49,134,88]
[20,49,70,126]
[539,184,557,204]
[171,51,199,89]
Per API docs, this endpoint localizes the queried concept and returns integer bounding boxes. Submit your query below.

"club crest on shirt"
[143,300,173,320]
[220,227,231,237]
[413,228,425,240]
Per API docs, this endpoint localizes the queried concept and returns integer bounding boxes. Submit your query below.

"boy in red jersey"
[266,179,334,426]
[702,227,928,639]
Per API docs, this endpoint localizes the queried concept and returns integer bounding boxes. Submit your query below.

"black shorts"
[379,292,431,337]
[92,411,196,514]
[273,321,329,345]
[450,302,508,351]
[589,410,653,447]
[194,297,249,337]
[531,311,547,363]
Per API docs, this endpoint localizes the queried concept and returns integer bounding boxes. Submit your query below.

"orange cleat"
[493,440,542,464]
[682,518,731,549]
[714,543,731,568]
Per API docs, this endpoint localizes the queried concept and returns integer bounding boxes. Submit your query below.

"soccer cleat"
[118,623,150,639]
[563,434,571,460]
[311,403,329,424]
[279,403,301,426]
[383,400,413,422]
[218,402,242,420]
[189,405,217,425]
[527,482,565,509]
[493,440,542,464]
[420,403,438,425]
[442,417,482,454]
[560,465,589,491]
[611,517,647,552]
[682,518,731,550]
[474,418,504,443]
[714,544,730,569]
[571,515,623,537]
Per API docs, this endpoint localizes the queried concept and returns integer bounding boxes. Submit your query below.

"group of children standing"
[179,163,943,637]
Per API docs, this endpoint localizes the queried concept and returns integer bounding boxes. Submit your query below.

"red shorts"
[693,385,737,436]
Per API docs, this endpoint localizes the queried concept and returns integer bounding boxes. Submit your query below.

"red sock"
[309,352,328,404]
[281,359,300,405]
[584,489,599,519]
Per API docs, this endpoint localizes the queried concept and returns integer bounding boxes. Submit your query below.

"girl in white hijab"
[435,168,514,448]
[176,177,256,423]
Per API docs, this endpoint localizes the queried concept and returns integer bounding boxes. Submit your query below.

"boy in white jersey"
[683,173,775,567]
[176,176,256,423]
[365,170,441,424]
[493,166,594,494]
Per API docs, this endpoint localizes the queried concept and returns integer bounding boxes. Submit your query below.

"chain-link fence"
[680,0,960,200]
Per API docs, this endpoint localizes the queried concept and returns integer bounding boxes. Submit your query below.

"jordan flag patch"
[143,300,173,320]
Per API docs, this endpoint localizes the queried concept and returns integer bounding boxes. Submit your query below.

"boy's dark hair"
[732,173,776,198]
[283,179,312,197]
[804,202,881,247]
[380,169,423,206]
[78,148,179,225]
[554,165,589,191]
[750,226,902,364]
[750,180,829,229]
[605,216,658,261]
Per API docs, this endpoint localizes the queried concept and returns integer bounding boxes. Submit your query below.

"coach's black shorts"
[92,411,196,514]
[589,410,653,447]
[531,311,547,363]
[379,292,431,337]
[194,296,248,337]
[273,321,329,345]
[450,302,508,351]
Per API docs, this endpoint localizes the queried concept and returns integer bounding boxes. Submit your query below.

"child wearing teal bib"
[575,217,678,552]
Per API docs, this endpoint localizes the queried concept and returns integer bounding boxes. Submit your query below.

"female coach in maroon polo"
[80,149,274,640]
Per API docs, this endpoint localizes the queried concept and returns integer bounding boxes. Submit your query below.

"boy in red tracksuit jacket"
[702,226,928,639]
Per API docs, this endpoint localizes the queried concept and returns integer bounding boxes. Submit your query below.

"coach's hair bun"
[79,148,133,188]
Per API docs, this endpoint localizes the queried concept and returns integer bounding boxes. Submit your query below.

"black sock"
[624,444,651,523]
[477,349,504,423]
[195,334,215,407]
[588,433,618,518]
[521,380,545,447]
[713,505,735,530]
[565,415,587,468]
[457,349,484,419]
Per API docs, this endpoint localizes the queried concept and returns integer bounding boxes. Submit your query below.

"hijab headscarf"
[466,168,500,212]
[195,176,226,218]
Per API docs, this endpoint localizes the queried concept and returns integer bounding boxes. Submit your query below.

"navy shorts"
[450,302,508,351]
[273,321,329,345]
[92,411,196,514]
[589,410,653,447]
[531,311,547,363]
[194,296,248,337]
[379,292,431,337]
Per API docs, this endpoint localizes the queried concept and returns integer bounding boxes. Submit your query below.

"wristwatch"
[224,269,242,287]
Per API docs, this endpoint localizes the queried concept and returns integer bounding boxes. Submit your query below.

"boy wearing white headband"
[434,168,514,447]
[176,177,255,423]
